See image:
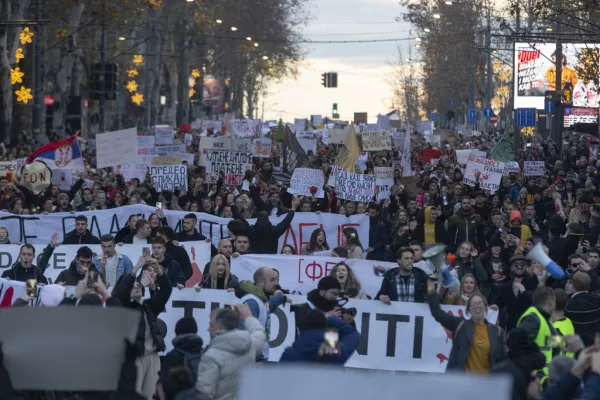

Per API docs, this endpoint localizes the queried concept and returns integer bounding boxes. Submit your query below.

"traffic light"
[332,103,339,119]
[321,73,329,88]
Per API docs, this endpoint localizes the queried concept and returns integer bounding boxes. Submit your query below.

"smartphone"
[142,247,151,257]
[547,335,566,348]
[595,332,600,351]
[156,202,163,212]
[26,279,37,298]
[87,270,98,288]
[324,328,339,349]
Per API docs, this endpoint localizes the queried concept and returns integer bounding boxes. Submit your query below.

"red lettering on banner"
[283,222,323,252]
[436,354,449,364]
[39,172,47,182]
[298,258,341,283]
[283,226,298,252]
[299,223,322,250]
[338,223,360,246]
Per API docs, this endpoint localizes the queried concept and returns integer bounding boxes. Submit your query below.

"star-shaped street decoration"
[133,54,144,65]
[191,68,200,78]
[19,27,34,45]
[10,67,24,85]
[189,88,196,98]
[15,48,24,64]
[15,86,33,104]
[131,92,144,105]
[127,69,138,78]
[126,80,138,93]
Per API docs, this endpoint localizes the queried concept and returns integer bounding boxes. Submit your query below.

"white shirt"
[133,236,147,244]
[104,255,118,287]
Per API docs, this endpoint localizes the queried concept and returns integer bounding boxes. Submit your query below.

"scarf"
[307,289,338,312]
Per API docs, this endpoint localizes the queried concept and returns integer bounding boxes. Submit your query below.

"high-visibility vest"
[518,306,552,375]
[552,317,575,358]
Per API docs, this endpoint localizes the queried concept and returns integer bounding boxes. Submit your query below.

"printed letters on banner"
[327,165,343,187]
[524,161,545,176]
[463,155,504,191]
[287,168,325,198]
[0,206,370,256]
[374,167,394,201]
[0,280,497,373]
[150,165,188,192]
[361,130,392,151]
[336,170,376,202]
[96,128,138,169]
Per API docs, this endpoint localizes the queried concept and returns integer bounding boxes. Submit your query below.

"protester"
[125,219,153,244]
[1,233,59,283]
[330,262,367,299]
[62,215,101,245]
[195,304,266,400]
[200,254,239,290]
[160,316,203,382]
[55,246,99,286]
[94,234,134,287]
[565,271,600,347]
[377,247,427,304]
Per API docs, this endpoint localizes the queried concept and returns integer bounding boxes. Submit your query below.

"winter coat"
[376,267,427,303]
[166,240,193,281]
[143,254,184,287]
[200,272,239,290]
[195,317,266,400]
[492,352,547,400]
[246,211,295,255]
[446,208,485,252]
[160,333,204,381]
[174,229,207,243]
[367,216,388,261]
[427,292,506,371]
[566,291,600,347]
[279,316,359,364]
[450,257,489,283]
[123,233,152,244]
[62,229,101,245]
[56,259,101,286]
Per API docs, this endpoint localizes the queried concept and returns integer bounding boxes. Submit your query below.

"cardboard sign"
[361,130,392,151]
[152,156,180,165]
[230,119,260,138]
[252,138,272,158]
[504,161,521,175]
[288,168,325,198]
[149,165,188,192]
[96,128,138,169]
[200,150,252,185]
[328,128,347,145]
[0,161,18,183]
[184,133,192,146]
[154,125,174,145]
[374,167,394,201]
[463,156,505,191]
[51,169,72,190]
[20,161,51,195]
[336,171,376,202]
[524,161,545,176]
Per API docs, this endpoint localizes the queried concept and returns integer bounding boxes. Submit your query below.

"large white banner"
[0,242,210,286]
[0,281,497,373]
[232,254,396,298]
[0,206,370,254]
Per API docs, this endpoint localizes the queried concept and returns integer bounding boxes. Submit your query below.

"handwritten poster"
[336,171,376,202]
[361,130,392,151]
[288,168,325,198]
[149,165,188,192]
[463,156,505,191]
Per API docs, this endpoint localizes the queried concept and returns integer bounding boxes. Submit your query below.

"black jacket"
[62,229,101,245]
[0,244,53,283]
[494,275,538,330]
[367,217,388,261]
[113,273,172,356]
[427,293,506,370]
[566,291,600,346]
[56,259,101,286]
[249,185,289,216]
[376,266,427,303]
[174,229,206,243]
[115,226,134,244]
[242,211,295,255]
[142,254,184,287]
[160,333,203,381]
[166,241,193,281]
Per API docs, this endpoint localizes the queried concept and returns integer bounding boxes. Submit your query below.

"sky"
[262,0,413,124]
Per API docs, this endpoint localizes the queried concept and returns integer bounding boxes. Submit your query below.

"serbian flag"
[26,135,84,172]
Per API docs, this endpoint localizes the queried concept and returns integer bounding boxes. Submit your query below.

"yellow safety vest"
[518,306,552,375]
[552,317,575,358]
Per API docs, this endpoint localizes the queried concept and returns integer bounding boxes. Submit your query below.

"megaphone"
[525,242,565,280]
[423,244,460,294]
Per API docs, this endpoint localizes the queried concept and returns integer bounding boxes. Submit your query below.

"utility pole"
[485,8,492,132]
[32,0,43,137]
[143,7,151,128]
[99,0,106,133]
[553,0,563,152]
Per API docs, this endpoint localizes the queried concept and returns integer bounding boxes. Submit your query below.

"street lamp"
[231,26,237,31]
[445,0,455,4]
[415,37,422,42]
[254,42,259,47]
[216,19,222,24]
[424,28,431,32]
[246,36,252,41]
[432,13,441,19]
[263,56,268,60]
[118,36,126,41]
[545,26,553,31]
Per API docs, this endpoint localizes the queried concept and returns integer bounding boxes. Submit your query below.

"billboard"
[515,43,600,109]
[564,107,598,127]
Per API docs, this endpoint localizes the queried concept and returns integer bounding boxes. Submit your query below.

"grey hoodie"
[195,317,266,400]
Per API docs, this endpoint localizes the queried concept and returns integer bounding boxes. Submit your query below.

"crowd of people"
[1,125,600,400]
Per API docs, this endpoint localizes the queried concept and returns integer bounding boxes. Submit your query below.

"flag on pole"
[334,124,359,173]
[283,124,306,174]
[26,135,84,172]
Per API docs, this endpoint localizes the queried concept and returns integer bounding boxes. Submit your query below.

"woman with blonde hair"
[441,273,481,306]
[330,262,367,299]
[200,254,239,290]
[450,241,488,284]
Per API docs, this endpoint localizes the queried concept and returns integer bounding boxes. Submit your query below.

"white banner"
[0,281,497,373]
[117,164,148,181]
[0,242,210,286]
[336,171,376,202]
[155,126,175,145]
[149,165,188,192]
[288,168,325,198]
[463,156,504,192]
[232,254,396,298]
[0,206,370,253]
[524,161,545,176]
[374,167,393,201]
[96,128,138,169]
[327,165,343,187]
[328,128,347,145]
[361,130,392,151]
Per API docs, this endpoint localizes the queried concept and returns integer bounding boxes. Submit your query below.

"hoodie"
[55,259,102,286]
[62,229,101,245]
[279,316,360,364]
[161,333,204,381]
[509,211,532,250]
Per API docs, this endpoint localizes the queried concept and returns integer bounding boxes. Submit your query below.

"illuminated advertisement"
[514,43,600,109]
[564,107,598,127]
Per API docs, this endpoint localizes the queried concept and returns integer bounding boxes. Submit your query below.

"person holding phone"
[55,246,103,286]
[93,234,134,287]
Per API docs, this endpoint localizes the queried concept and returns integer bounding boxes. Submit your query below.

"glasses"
[470,302,486,307]
[513,262,527,268]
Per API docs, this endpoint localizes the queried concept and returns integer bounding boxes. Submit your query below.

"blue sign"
[467,108,477,123]
[516,108,537,128]
[430,112,438,122]
[483,107,493,117]
[545,98,555,114]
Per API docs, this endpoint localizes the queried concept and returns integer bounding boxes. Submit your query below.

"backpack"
[175,349,201,381]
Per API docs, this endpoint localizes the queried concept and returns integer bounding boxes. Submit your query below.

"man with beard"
[473,191,491,222]
[495,255,539,330]
[377,247,427,304]
[250,185,289,216]
[236,267,287,362]
[447,196,485,252]
[365,203,388,261]
[174,213,207,242]
[292,276,344,335]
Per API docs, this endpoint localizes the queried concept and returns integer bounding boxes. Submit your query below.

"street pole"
[486,9,492,132]
[32,0,43,137]
[553,0,563,152]
[99,0,106,133]
[513,4,522,155]
[143,7,151,128]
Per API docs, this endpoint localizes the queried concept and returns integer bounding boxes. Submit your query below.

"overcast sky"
[263,0,413,124]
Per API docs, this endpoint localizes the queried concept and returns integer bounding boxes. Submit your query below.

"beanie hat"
[317,276,341,291]
[175,316,198,335]
[39,284,66,307]
[505,328,541,358]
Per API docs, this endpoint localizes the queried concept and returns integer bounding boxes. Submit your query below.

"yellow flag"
[334,124,360,173]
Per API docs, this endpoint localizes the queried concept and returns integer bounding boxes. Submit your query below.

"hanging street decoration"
[10,67,24,85]
[131,92,144,105]
[19,27,34,45]
[126,80,138,93]
[132,54,144,65]
[15,86,33,104]
[15,48,24,64]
